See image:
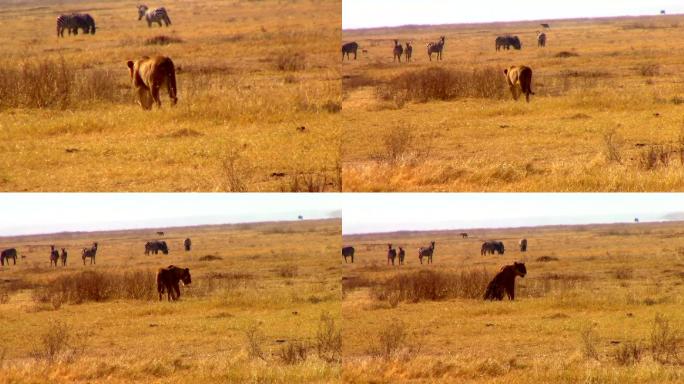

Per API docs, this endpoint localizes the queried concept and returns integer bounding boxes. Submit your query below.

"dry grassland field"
[342,222,684,383]
[342,15,684,191]
[0,219,341,383]
[0,0,340,192]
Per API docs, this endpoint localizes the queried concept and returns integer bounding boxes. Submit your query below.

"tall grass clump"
[370,269,491,303]
[32,270,156,304]
[650,313,681,364]
[315,312,342,363]
[377,67,506,103]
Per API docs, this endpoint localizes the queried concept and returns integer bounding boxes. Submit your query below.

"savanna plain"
[342,15,684,191]
[0,0,340,192]
[0,219,341,383]
[342,221,684,383]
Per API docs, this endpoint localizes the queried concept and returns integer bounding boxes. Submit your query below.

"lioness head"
[513,262,527,277]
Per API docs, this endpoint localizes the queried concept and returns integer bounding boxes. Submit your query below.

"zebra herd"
[342,237,528,265]
[56,5,171,38]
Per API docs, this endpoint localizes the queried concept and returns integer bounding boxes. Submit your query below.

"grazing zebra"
[495,35,521,51]
[387,244,397,266]
[60,248,68,266]
[398,247,405,265]
[481,241,505,255]
[418,241,435,264]
[393,40,403,62]
[405,42,412,62]
[145,240,169,255]
[184,238,192,251]
[519,239,527,252]
[50,245,60,267]
[1,248,17,266]
[82,242,98,265]
[459,232,468,238]
[342,42,358,60]
[342,246,354,263]
[56,13,96,37]
[426,36,445,61]
[138,5,172,27]
[537,32,546,48]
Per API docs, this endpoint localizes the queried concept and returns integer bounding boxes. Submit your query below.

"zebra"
[495,35,521,51]
[459,232,468,238]
[184,238,191,251]
[60,248,68,266]
[342,42,358,60]
[398,247,405,265]
[481,241,505,255]
[519,239,528,252]
[418,241,435,264]
[427,36,445,61]
[56,13,96,37]
[537,32,546,48]
[82,242,98,265]
[49,245,59,267]
[405,42,412,62]
[138,5,172,27]
[145,240,168,255]
[1,248,17,266]
[387,244,397,265]
[342,246,354,263]
[393,40,403,62]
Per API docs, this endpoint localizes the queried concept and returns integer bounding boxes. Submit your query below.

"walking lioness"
[503,65,534,102]
[126,56,178,110]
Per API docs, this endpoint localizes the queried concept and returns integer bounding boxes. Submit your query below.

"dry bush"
[321,100,341,113]
[602,128,623,164]
[33,270,156,304]
[274,52,306,71]
[650,314,681,364]
[275,264,298,278]
[282,173,332,192]
[370,269,491,303]
[613,267,634,280]
[198,254,223,261]
[638,145,673,170]
[381,125,413,164]
[369,319,407,360]
[278,341,308,364]
[31,319,86,363]
[555,51,579,58]
[244,323,267,361]
[342,275,376,292]
[316,312,342,363]
[639,64,661,77]
[536,256,558,262]
[0,292,9,304]
[613,341,644,366]
[377,67,505,103]
[144,35,183,45]
[580,323,600,360]
[342,74,378,90]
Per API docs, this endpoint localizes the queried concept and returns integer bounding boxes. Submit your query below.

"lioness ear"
[127,60,134,69]
[503,69,508,75]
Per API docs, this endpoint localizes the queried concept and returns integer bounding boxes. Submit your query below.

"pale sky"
[343,0,683,29]
[342,193,684,234]
[0,194,341,236]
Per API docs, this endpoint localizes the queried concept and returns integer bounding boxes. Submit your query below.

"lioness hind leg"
[151,85,162,108]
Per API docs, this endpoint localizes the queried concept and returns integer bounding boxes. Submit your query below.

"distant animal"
[137,5,172,27]
[540,23,550,29]
[342,42,358,60]
[660,10,666,15]
[56,13,96,37]
[405,42,413,62]
[60,248,68,266]
[184,238,191,251]
[398,247,405,265]
[393,40,403,62]
[82,242,98,265]
[459,232,468,238]
[427,36,445,61]
[634,218,639,223]
[157,231,165,236]
[484,262,527,300]
[50,245,60,267]
[418,241,435,264]
[519,238,527,252]
[387,244,397,265]
[298,215,304,220]
[537,32,546,47]
[342,246,354,263]
[504,65,534,102]
[495,35,521,51]
[481,241,505,255]
[156,265,191,301]
[1,248,17,266]
[145,240,169,255]
[126,56,178,110]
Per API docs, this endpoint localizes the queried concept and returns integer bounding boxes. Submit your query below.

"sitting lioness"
[126,56,178,110]
[503,65,534,102]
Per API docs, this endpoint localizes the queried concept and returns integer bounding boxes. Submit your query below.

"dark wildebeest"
[50,245,60,267]
[1,248,17,266]
[156,231,165,236]
[481,241,505,255]
[82,242,98,265]
[156,265,191,301]
[393,40,403,62]
[184,238,192,251]
[537,32,546,47]
[427,36,445,61]
[495,35,521,51]
[398,247,405,265]
[459,232,468,238]
[342,246,354,263]
[145,240,169,255]
[56,13,96,37]
[519,239,528,252]
[418,241,435,264]
[484,262,527,301]
[60,248,68,266]
[405,42,413,62]
[342,42,358,60]
[387,244,397,265]
[540,23,550,29]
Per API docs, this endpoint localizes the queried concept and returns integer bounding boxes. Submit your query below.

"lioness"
[126,56,178,110]
[504,65,534,102]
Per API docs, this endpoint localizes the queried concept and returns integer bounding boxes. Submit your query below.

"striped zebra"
[426,36,445,61]
[49,245,59,267]
[56,13,96,37]
[387,243,397,265]
[537,32,546,48]
[82,242,98,265]
[392,40,403,62]
[398,247,405,265]
[418,241,435,264]
[405,42,412,62]
[138,5,172,27]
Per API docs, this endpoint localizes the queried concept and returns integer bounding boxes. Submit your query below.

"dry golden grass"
[0,218,341,383]
[342,16,684,191]
[0,0,340,191]
[342,221,684,383]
